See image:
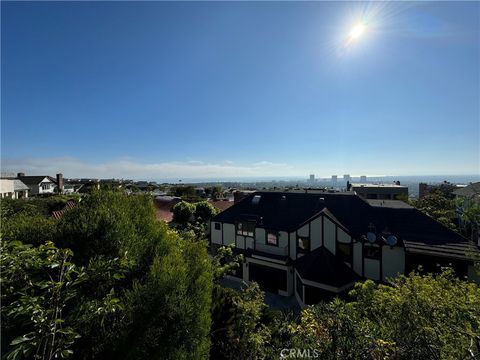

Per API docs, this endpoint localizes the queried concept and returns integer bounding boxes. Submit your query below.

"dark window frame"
[266,230,279,246]
[297,236,310,253]
[364,245,381,260]
[214,222,221,231]
[236,221,255,237]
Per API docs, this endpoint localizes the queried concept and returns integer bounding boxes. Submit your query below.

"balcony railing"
[254,243,288,257]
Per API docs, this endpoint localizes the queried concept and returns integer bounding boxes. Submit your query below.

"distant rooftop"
[366,199,413,209]
[351,183,407,188]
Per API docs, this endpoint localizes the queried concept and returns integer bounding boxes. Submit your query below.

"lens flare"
[349,23,366,40]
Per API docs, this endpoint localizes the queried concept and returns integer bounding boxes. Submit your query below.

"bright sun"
[349,23,366,40]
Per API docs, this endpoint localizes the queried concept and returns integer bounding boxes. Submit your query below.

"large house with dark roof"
[210,191,480,307]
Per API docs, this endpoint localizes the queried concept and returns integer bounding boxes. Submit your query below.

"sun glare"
[349,23,366,40]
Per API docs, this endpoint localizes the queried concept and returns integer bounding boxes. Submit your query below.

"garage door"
[249,263,287,293]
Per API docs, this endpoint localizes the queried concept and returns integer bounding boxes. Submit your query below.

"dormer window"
[236,221,255,237]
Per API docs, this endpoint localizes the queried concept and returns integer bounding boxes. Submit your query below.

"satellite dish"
[366,232,376,243]
[386,235,398,246]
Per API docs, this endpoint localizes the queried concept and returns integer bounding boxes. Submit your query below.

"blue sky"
[2,1,479,179]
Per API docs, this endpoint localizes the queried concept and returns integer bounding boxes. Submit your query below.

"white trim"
[296,269,355,293]
[251,254,288,265]
[246,257,290,271]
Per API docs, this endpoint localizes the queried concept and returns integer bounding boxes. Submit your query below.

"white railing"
[254,243,288,256]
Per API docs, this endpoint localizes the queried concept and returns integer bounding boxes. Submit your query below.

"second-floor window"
[266,231,278,246]
[297,236,310,252]
[236,221,255,237]
[41,183,51,190]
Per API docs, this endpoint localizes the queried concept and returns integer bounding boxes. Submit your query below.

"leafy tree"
[291,269,480,359]
[2,212,57,246]
[412,191,458,230]
[172,201,196,225]
[194,201,219,222]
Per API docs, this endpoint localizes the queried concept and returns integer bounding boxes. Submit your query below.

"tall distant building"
[360,175,367,182]
[309,174,315,183]
[331,175,337,184]
[343,174,351,182]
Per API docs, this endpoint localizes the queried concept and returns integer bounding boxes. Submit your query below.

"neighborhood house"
[210,191,479,307]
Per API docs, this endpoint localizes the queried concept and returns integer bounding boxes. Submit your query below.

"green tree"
[194,201,219,222]
[172,201,196,225]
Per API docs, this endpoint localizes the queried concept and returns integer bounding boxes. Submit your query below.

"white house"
[17,175,57,195]
[0,179,29,199]
[210,191,479,307]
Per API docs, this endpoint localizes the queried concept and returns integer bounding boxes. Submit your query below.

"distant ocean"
[151,175,480,185]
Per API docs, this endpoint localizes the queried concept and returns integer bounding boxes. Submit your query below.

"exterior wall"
[211,221,222,245]
[338,228,350,243]
[297,224,309,237]
[310,216,322,250]
[324,217,336,255]
[382,246,405,282]
[255,228,266,245]
[353,242,362,275]
[236,235,244,248]
[278,231,289,248]
[364,258,381,280]
[289,232,296,259]
[224,223,235,246]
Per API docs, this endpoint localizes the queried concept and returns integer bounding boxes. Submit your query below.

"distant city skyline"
[2,2,479,178]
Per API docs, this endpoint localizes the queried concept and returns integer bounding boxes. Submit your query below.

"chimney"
[17,172,25,177]
[56,173,64,192]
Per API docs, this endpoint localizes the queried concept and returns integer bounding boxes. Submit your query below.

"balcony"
[253,243,289,257]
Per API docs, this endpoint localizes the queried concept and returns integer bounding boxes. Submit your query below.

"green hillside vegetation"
[1,190,479,359]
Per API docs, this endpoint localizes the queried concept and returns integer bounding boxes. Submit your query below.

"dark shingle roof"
[295,247,360,287]
[17,176,56,187]
[212,191,476,258]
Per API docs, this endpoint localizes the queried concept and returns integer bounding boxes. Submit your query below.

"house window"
[42,183,50,190]
[364,245,381,260]
[297,236,310,253]
[266,231,278,246]
[236,221,255,237]
[337,243,352,263]
[214,222,221,231]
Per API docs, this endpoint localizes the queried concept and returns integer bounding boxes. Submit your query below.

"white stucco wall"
[289,232,296,259]
[382,246,405,282]
[324,217,336,255]
[338,228,351,243]
[310,216,322,250]
[364,258,380,280]
[353,242,362,275]
[278,231,289,248]
[236,236,244,248]
[297,224,309,237]
[224,223,235,246]
[255,228,266,244]
[211,222,222,244]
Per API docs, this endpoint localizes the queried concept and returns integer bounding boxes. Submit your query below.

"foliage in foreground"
[290,269,480,360]
[1,190,212,360]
